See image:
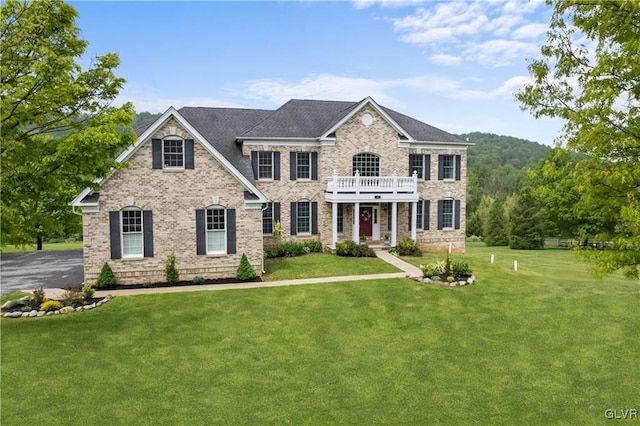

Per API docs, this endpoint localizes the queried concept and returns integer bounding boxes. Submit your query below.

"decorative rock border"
[410,274,476,287]
[1,295,113,319]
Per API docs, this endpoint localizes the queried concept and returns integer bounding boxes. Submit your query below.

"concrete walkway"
[38,250,423,299]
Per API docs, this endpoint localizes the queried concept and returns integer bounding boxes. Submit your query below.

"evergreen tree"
[509,188,545,250]
[483,198,508,246]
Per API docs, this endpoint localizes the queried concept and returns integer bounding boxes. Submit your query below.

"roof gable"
[71,107,269,207]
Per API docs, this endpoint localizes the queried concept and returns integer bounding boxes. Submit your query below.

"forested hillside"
[459,132,551,238]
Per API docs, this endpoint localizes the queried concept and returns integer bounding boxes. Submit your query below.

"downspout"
[260,202,269,274]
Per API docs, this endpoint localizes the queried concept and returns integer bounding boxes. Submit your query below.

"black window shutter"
[437,200,444,230]
[226,209,236,254]
[311,202,318,235]
[109,211,121,259]
[274,152,280,180]
[455,155,461,181]
[274,202,281,222]
[152,139,162,169]
[425,155,431,180]
[454,200,461,230]
[424,200,430,230]
[196,209,206,255]
[408,203,412,231]
[143,210,154,257]
[251,151,258,179]
[185,139,194,169]
[290,152,296,181]
[290,202,297,236]
[438,155,444,180]
[311,152,318,180]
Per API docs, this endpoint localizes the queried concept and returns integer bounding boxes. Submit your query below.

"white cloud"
[390,0,552,67]
[512,23,547,39]
[353,0,425,9]
[429,54,463,66]
[238,73,531,105]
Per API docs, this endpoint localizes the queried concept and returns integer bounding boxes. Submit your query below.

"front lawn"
[1,245,638,424]
[0,241,83,253]
[263,252,400,280]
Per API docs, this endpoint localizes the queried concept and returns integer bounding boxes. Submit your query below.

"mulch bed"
[2,297,105,314]
[95,276,263,291]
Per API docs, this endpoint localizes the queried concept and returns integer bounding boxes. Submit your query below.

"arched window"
[352,153,380,177]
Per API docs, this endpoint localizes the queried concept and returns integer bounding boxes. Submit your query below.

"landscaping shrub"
[82,284,95,301]
[265,239,322,258]
[95,262,117,288]
[236,253,257,280]
[336,240,375,257]
[395,238,422,256]
[192,276,205,284]
[40,300,63,312]
[30,287,46,305]
[336,240,358,256]
[60,288,83,306]
[165,252,179,284]
[452,260,472,279]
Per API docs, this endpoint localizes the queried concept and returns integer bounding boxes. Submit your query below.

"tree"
[1,0,136,246]
[508,187,545,250]
[517,0,640,278]
[483,197,508,246]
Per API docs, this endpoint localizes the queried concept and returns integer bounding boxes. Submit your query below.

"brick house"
[71,97,471,284]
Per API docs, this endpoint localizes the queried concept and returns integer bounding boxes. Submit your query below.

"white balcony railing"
[325,170,418,202]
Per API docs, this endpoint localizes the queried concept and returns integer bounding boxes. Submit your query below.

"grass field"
[0,241,83,253]
[1,244,638,424]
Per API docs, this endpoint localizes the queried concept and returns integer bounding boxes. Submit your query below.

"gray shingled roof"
[239,99,465,143]
[178,106,273,182]
[240,99,358,138]
[177,99,465,183]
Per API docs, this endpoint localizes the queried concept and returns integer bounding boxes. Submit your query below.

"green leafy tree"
[483,198,508,246]
[517,0,640,278]
[1,0,136,247]
[508,188,545,250]
[95,262,117,288]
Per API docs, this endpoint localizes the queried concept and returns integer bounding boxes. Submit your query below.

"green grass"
[0,241,83,253]
[1,245,638,424]
[263,252,400,280]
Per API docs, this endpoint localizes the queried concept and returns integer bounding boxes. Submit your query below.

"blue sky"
[72,0,564,145]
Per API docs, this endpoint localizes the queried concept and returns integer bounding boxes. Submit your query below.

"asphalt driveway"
[0,250,84,295]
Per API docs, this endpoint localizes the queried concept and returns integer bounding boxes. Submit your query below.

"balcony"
[325,170,419,203]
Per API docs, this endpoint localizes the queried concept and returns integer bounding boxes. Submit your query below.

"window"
[297,202,311,234]
[258,152,273,179]
[442,200,454,229]
[122,209,143,257]
[337,204,344,233]
[353,153,380,177]
[263,203,274,235]
[206,208,226,254]
[410,155,424,179]
[163,138,184,168]
[441,155,454,180]
[296,152,310,180]
[416,200,423,230]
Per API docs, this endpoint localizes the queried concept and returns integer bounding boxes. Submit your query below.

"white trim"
[398,140,473,149]
[320,97,413,141]
[70,107,268,207]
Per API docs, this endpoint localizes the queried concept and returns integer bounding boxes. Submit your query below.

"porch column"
[411,201,417,242]
[332,202,338,249]
[353,202,360,242]
[391,202,398,246]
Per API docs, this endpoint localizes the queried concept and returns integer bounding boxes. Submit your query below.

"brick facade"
[78,99,468,285]
[82,119,263,284]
